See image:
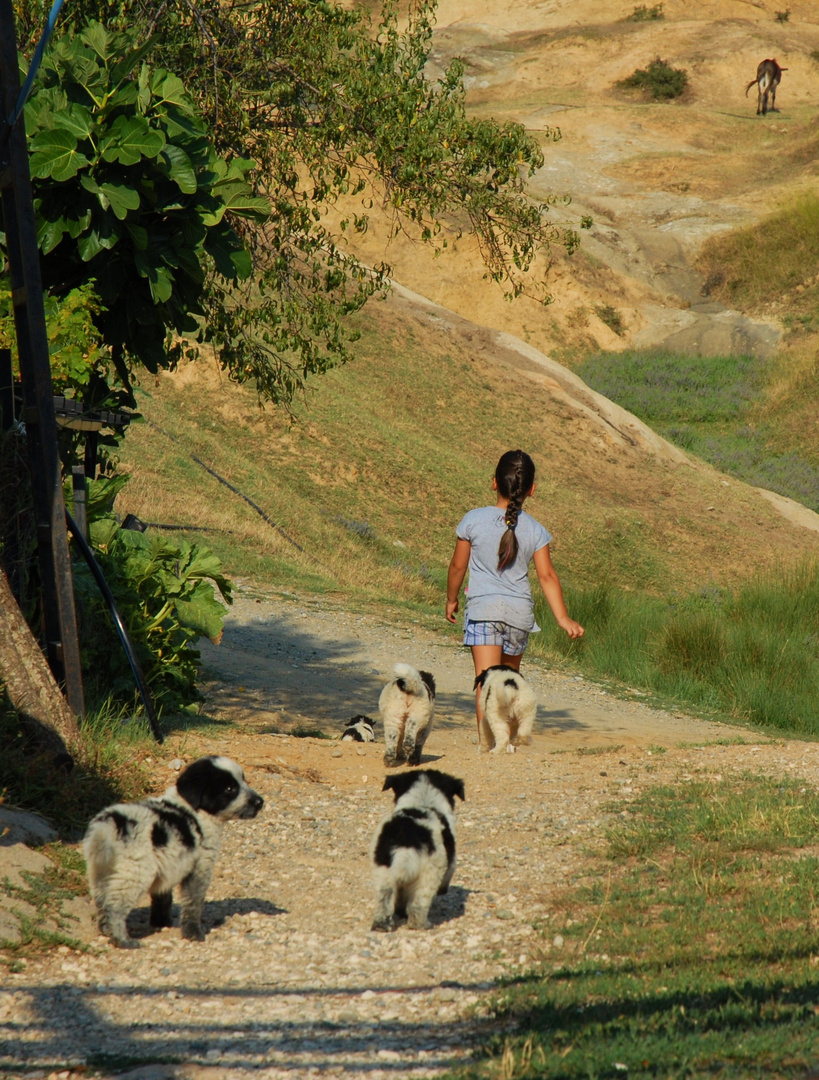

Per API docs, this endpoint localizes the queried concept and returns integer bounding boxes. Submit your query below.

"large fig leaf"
[30,130,90,182]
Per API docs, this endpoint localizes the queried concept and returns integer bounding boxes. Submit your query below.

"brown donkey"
[745,58,785,115]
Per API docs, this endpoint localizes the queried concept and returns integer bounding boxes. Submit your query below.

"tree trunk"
[0,564,77,768]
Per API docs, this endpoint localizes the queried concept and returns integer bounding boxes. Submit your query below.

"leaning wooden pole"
[0,0,85,719]
[0,564,75,766]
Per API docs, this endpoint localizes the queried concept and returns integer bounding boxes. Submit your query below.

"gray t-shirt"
[456,506,552,631]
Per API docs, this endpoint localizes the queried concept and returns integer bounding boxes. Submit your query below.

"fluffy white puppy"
[341,715,376,742]
[370,769,464,932]
[379,663,435,767]
[474,665,537,754]
[83,756,263,947]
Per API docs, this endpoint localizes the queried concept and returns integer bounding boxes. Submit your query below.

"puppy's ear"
[420,671,436,697]
[424,769,465,805]
[176,757,213,809]
[439,773,465,804]
[473,669,488,692]
[177,757,240,814]
[382,772,418,801]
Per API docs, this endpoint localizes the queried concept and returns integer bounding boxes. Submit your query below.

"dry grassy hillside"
[118,290,819,609]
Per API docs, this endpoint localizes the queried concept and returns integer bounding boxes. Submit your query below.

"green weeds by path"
[531,560,819,734]
[576,348,819,511]
[459,777,819,1080]
[0,844,89,972]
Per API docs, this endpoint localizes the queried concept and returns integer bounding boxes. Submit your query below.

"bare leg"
[470,644,502,735]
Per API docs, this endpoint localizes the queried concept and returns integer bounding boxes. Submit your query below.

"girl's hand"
[445,598,460,624]
[558,616,584,639]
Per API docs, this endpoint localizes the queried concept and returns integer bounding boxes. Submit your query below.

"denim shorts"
[463,618,529,656]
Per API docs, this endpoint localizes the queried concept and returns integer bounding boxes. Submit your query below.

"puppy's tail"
[393,663,428,698]
[83,821,119,890]
[493,676,523,710]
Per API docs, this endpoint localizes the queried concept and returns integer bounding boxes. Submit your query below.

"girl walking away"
[445,449,584,733]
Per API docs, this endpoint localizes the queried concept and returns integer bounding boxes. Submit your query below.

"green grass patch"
[459,776,819,1079]
[575,347,819,511]
[531,559,819,734]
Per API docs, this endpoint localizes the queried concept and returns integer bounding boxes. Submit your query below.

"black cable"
[66,511,164,744]
[144,419,305,553]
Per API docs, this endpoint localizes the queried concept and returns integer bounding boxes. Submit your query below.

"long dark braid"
[496,450,536,571]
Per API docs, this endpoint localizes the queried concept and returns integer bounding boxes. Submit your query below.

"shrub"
[775,8,791,21]
[594,304,625,335]
[626,4,664,20]
[69,475,232,712]
[618,57,688,100]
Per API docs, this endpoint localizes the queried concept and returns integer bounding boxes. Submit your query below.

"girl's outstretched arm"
[446,538,471,623]
[533,545,584,639]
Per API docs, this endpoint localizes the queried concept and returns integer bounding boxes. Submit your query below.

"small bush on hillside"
[617,58,688,100]
[626,4,664,20]
[775,8,791,21]
[595,304,625,335]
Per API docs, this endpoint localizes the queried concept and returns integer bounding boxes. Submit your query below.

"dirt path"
[195,587,735,751]
[5,588,819,1080]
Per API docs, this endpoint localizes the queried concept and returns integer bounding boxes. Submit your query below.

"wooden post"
[0,347,12,430]
[0,0,84,719]
[71,466,87,541]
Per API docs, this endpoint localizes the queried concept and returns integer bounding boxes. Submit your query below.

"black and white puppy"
[83,756,263,947]
[341,715,376,742]
[370,769,464,932]
[379,663,436,767]
[474,665,537,754]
